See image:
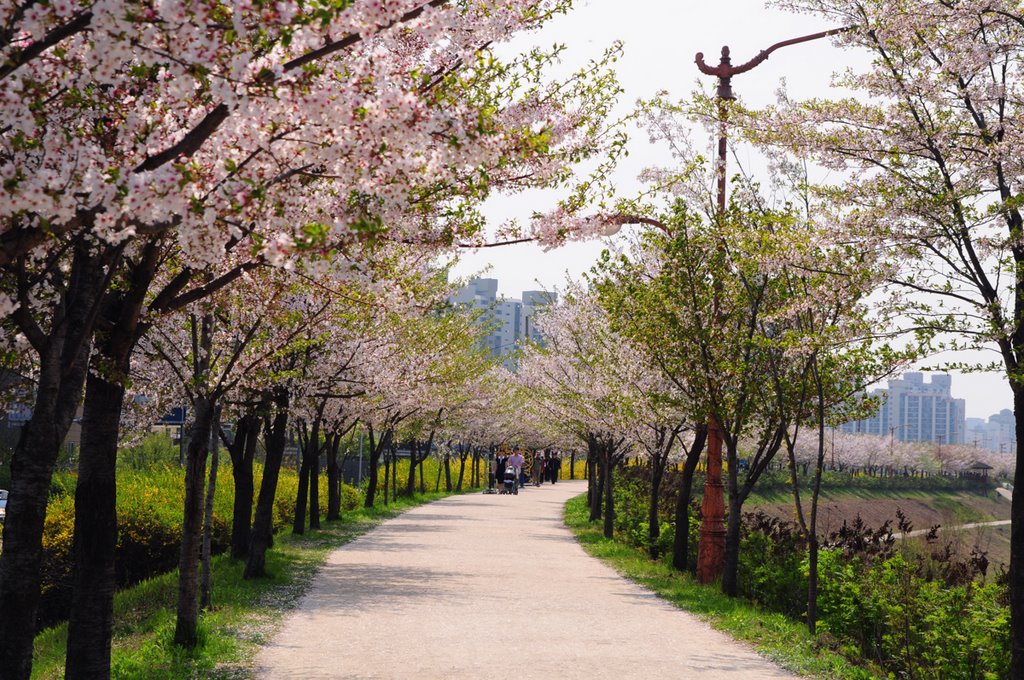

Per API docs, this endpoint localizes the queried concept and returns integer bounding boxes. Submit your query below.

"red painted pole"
[692,27,849,585]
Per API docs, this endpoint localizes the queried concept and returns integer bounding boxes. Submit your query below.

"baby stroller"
[500,465,518,495]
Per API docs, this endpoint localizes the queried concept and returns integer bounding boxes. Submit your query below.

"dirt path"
[255,480,798,679]
[900,518,1012,538]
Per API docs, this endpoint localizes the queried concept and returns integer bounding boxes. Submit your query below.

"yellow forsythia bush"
[33,463,298,628]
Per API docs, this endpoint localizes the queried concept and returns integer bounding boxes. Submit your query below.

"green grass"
[31,490,459,680]
[746,483,1006,520]
[928,494,991,524]
[563,494,882,680]
[749,484,968,506]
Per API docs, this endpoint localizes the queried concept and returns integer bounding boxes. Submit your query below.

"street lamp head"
[695,47,736,100]
[598,222,622,237]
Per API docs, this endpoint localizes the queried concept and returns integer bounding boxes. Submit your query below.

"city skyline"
[448,277,558,369]
[840,372,966,446]
[838,371,1016,453]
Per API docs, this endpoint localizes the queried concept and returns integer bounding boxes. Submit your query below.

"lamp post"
[693,26,848,585]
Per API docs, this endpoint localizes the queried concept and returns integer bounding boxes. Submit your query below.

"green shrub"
[340,484,361,511]
[737,513,807,618]
[119,433,181,470]
[612,473,650,549]
[606,463,1010,678]
[34,463,299,629]
[366,456,485,501]
[817,549,1010,678]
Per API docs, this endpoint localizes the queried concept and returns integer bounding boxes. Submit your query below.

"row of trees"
[6,0,1024,676]
[513,1,1024,670]
[0,2,626,678]
[516,176,914,632]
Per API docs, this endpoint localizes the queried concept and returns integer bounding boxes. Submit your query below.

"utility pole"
[693,26,848,585]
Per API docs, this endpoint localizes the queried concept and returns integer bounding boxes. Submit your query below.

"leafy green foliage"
[33,464,299,630]
[604,467,1009,678]
[340,483,360,512]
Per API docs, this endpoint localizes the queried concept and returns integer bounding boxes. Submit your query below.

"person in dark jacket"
[495,453,508,489]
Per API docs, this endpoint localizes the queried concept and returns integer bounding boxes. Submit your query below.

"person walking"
[495,451,508,490]
[532,451,544,487]
[508,450,524,489]
[549,452,560,484]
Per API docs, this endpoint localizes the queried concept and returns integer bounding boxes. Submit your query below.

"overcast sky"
[448,0,1013,421]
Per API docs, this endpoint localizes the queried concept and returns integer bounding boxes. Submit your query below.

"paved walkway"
[256,480,798,679]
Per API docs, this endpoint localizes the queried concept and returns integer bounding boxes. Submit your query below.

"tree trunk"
[807,535,820,633]
[244,390,289,579]
[200,407,221,611]
[648,451,667,560]
[406,441,418,497]
[309,445,320,530]
[807,365,828,635]
[419,453,425,494]
[721,486,743,598]
[1010,386,1024,674]
[0,248,106,680]
[570,451,576,480]
[326,434,341,521]
[444,453,452,492]
[228,414,259,559]
[380,448,387,507]
[672,426,707,573]
[456,450,466,492]
[587,453,594,505]
[64,239,158,680]
[588,455,601,522]
[294,418,321,535]
[391,441,398,502]
[293,448,310,534]
[363,428,387,508]
[174,394,215,648]
[603,446,615,539]
[64,374,123,680]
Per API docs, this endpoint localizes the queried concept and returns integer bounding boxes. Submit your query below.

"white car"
[0,489,7,523]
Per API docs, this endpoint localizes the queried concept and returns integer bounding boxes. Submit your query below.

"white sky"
[448,0,1013,420]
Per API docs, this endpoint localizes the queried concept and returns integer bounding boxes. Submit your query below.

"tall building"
[840,372,966,444]
[522,290,557,345]
[964,409,1016,453]
[449,279,557,369]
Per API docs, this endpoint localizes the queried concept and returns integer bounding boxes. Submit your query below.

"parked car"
[0,489,7,523]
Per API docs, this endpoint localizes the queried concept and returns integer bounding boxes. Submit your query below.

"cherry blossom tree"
[0,1,626,675]
[136,264,339,649]
[751,0,1024,661]
[518,284,690,541]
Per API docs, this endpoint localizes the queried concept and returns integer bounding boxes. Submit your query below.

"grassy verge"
[563,494,880,680]
[31,491,455,680]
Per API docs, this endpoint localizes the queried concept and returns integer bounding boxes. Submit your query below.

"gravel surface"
[256,480,798,679]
